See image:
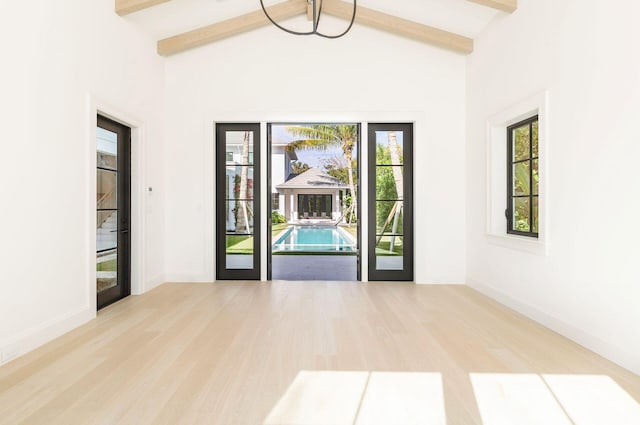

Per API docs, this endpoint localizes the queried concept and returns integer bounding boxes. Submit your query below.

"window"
[226,151,233,162]
[298,194,332,218]
[507,116,538,237]
[271,193,280,210]
[368,123,413,281]
[216,124,261,279]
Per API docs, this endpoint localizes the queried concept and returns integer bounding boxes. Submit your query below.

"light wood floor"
[1,282,639,424]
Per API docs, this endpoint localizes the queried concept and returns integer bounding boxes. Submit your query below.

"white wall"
[163,21,467,284]
[0,0,165,363]
[466,0,640,374]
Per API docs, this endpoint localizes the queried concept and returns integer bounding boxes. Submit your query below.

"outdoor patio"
[271,255,357,281]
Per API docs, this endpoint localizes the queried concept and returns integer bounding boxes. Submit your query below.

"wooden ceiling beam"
[116,0,173,16]
[322,0,473,54]
[158,0,308,56]
[466,0,517,13]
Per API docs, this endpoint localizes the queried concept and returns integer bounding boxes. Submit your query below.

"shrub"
[271,210,286,224]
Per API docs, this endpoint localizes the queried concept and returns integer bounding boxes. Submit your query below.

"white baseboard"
[467,278,640,377]
[0,306,94,365]
[145,274,166,292]
[164,273,213,283]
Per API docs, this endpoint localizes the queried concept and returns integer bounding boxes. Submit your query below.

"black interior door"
[97,115,131,309]
[216,123,261,280]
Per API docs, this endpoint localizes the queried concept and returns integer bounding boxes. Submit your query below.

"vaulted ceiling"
[116,0,516,56]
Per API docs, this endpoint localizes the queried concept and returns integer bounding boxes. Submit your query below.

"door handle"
[120,229,129,234]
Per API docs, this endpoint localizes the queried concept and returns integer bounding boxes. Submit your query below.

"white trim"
[485,91,549,255]
[0,307,93,365]
[260,122,268,281]
[87,94,147,301]
[468,278,640,376]
[206,111,424,282]
[360,122,369,282]
[204,118,215,281]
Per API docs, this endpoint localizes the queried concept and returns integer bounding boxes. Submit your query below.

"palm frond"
[286,138,334,152]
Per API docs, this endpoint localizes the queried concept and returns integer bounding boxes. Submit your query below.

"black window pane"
[532,196,539,233]
[375,201,403,234]
[513,197,530,232]
[513,125,530,161]
[532,120,539,158]
[532,159,539,195]
[513,162,530,196]
[375,131,404,165]
[376,166,401,200]
[225,131,254,165]
[225,166,254,201]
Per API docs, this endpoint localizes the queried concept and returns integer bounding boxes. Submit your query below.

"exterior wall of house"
[271,146,286,216]
[466,0,640,375]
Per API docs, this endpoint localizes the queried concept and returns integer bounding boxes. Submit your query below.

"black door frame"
[367,123,414,281]
[97,115,131,309]
[216,123,261,280]
[266,123,362,281]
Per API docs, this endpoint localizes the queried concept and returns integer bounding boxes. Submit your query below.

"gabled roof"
[275,167,348,190]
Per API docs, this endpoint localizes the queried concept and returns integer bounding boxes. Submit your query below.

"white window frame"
[485,91,549,255]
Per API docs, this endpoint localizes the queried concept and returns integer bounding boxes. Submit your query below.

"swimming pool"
[273,226,356,253]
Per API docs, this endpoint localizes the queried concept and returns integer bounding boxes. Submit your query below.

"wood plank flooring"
[1,282,639,424]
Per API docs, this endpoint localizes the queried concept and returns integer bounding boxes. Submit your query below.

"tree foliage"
[375,144,400,229]
[291,161,310,174]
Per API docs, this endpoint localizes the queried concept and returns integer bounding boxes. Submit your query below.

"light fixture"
[260,0,357,39]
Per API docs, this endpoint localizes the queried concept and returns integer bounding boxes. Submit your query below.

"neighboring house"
[275,167,349,221]
[225,132,255,231]
[271,142,297,217]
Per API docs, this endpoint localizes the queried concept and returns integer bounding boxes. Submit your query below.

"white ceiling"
[123,0,500,41]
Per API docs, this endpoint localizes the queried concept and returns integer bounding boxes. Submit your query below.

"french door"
[216,123,261,280]
[96,115,131,309]
[368,123,414,281]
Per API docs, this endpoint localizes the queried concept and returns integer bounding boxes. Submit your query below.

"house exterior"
[275,167,349,221]
[271,142,297,217]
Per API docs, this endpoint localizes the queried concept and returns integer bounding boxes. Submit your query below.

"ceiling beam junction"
[115,0,173,16]
[466,0,517,14]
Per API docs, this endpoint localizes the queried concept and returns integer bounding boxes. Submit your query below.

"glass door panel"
[216,124,261,279]
[97,116,130,308]
[368,124,413,281]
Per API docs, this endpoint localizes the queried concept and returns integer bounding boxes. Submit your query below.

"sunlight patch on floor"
[470,373,572,425]
[542,374,640,425]
[263,371,446,425]
[355,372,446,425]
[263,371,369,425]
[471,373,640,425]
[263,371,640,425]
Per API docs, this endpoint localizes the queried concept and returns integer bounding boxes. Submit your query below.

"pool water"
[273,226,356,252]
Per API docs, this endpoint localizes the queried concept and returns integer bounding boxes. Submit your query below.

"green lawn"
[272,223,290,235]
[340,224,358,240]
[226,234,253,254]
[97,259,117,272]
[375,236,403,256]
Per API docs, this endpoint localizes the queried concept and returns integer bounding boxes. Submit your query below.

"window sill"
[485,233,548,256]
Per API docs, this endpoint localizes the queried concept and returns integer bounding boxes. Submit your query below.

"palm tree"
[388,131,403,251]
[236,131,251,233]
[285,125,358,223]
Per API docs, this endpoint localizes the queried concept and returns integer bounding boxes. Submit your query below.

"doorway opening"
[96,115,131,309]
[267,123,360,281]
